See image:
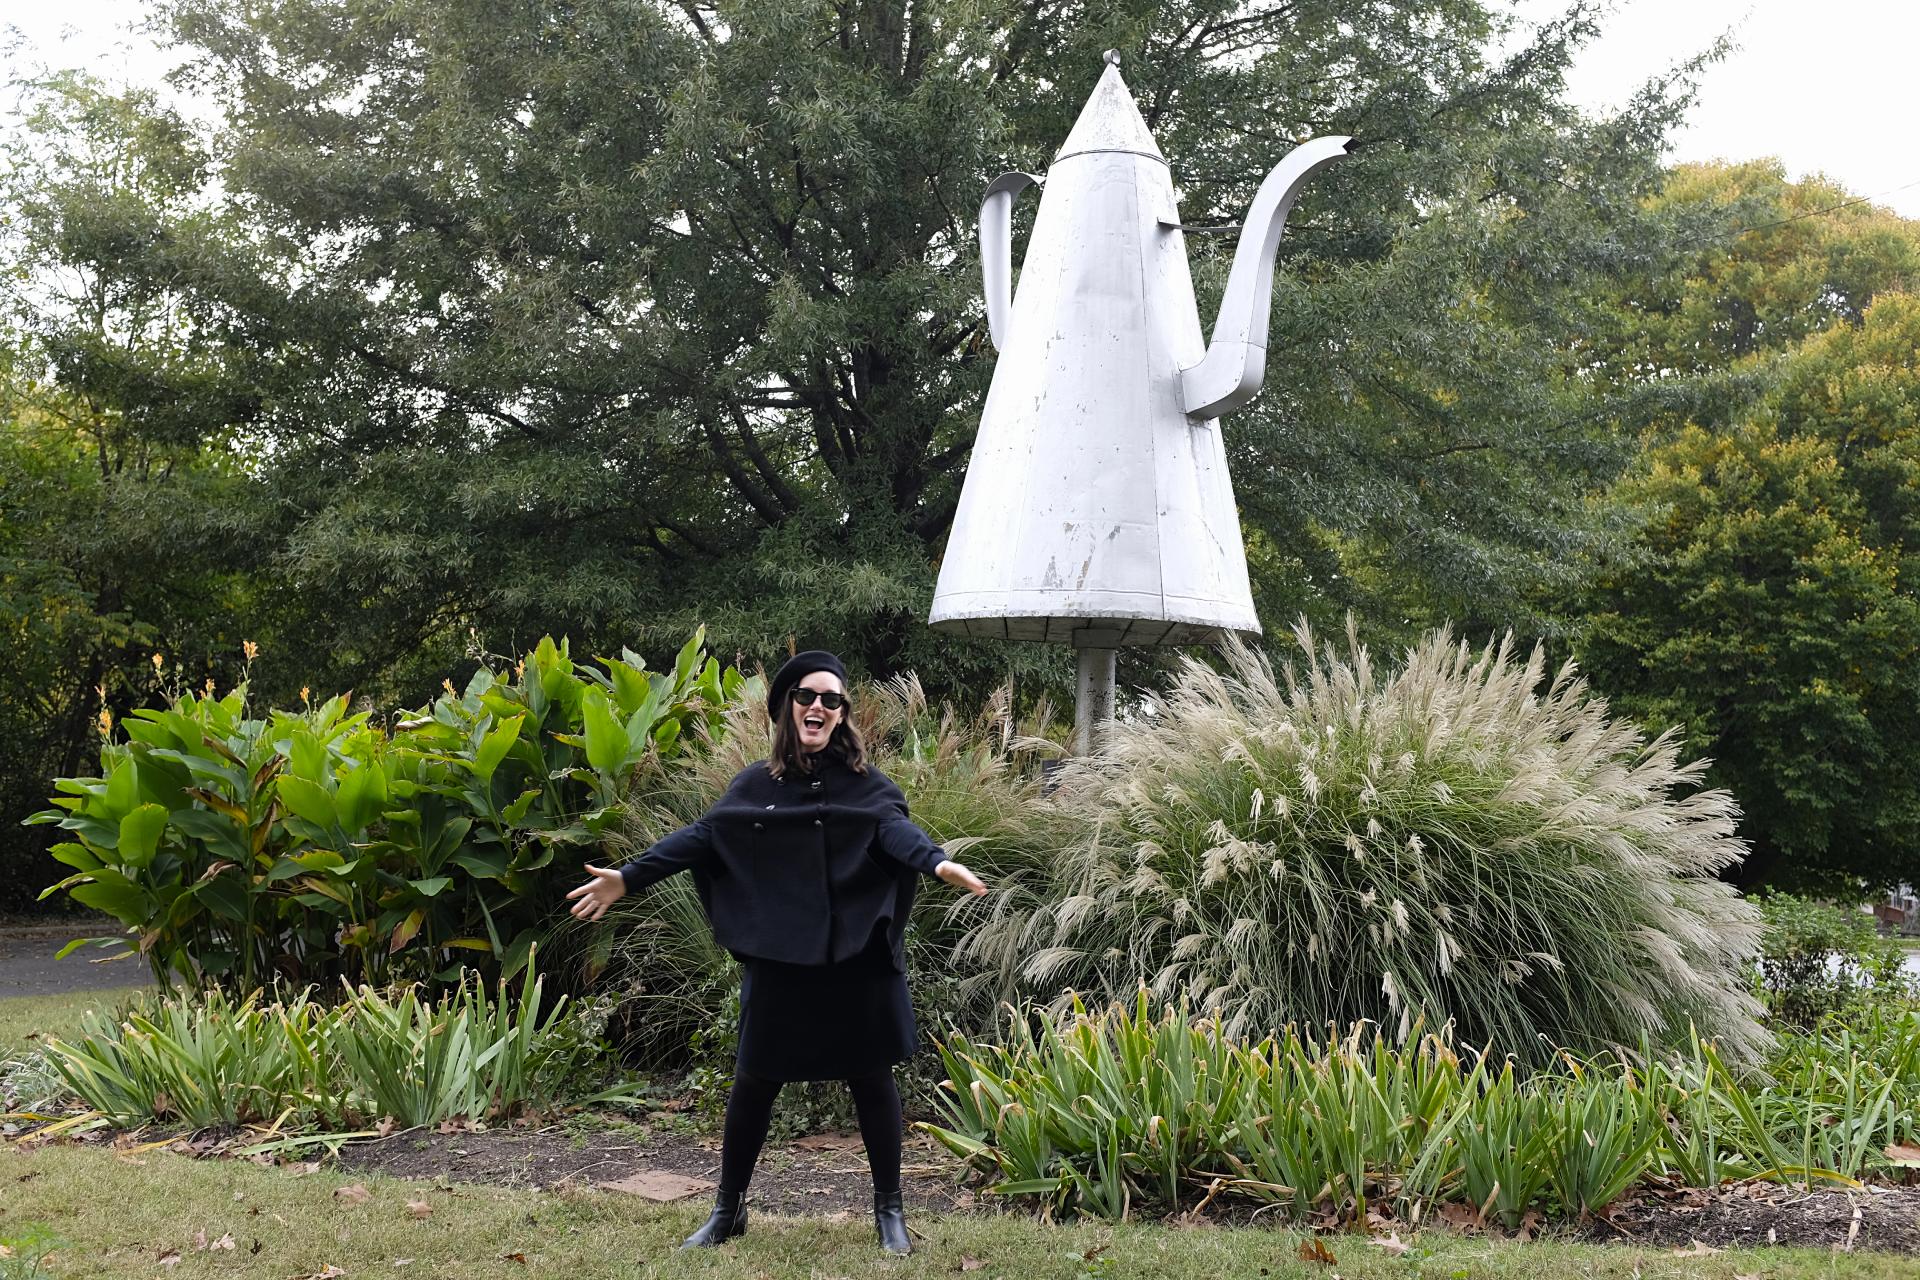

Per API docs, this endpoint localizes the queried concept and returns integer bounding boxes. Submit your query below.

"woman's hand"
[934,859,988,896]
[566,864,628,922]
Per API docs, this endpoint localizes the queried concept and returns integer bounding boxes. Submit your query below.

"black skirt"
[735,932,917,1082]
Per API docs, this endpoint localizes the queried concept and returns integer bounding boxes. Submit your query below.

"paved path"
[0,925,150,997]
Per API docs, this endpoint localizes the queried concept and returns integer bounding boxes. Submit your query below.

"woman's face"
[790,670,846,753]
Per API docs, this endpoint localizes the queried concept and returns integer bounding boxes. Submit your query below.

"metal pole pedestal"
[1073,630,1121,756]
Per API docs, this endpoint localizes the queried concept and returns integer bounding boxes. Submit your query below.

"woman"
[566,650,988,1256]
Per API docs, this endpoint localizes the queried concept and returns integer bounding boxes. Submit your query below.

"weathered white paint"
[931,54,1348,650]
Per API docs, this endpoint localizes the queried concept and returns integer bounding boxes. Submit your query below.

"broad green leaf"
[49,842,102,872]
[581,691,628,773]
[277,775,338,829]
[116,804,170,868]
[472,714,526,782]
[450,846,510,878]
[335,759,389,832]
[501,788,542,825]
[408,876,452,898]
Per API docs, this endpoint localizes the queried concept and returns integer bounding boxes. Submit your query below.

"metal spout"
[1180,135,1352,419]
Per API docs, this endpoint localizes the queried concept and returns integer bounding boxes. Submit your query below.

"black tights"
[718,1068,902,1195]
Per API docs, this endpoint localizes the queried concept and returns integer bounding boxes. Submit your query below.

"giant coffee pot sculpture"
[928,52,1351,752]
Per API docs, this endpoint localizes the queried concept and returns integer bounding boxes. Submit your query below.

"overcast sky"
[6,1,1917,218]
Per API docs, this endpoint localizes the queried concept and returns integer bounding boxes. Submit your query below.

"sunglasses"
[790,688,848,711]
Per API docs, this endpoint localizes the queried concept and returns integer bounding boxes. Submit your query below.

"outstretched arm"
[567,818,715,923]
[874,786,988,896]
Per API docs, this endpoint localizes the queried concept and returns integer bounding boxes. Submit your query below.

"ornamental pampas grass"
[960,620,1768,1065]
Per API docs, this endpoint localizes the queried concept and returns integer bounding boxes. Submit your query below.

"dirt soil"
[331,1115,977,1219]
[1582,1180,1920,1254]
[333,1118,1920,1252]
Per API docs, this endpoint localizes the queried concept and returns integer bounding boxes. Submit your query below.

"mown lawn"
[3,989,1911,1279]
[0,985,146,1055]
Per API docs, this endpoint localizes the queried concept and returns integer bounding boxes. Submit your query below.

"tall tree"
[106,0,1704,697]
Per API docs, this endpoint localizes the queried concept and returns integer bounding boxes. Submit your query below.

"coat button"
[754,821,764,830]
[810,780,821,789]
[814,818,823,827]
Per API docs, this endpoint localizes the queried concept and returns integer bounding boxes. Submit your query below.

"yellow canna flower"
[242,640,260,661]
[97,707,113,736]
[151,653,164,671]
[300,686,311,703]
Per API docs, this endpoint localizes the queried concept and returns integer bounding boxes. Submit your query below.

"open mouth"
[804,714,827,730]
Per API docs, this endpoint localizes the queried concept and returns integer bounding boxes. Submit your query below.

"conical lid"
[1054,55,1165,165]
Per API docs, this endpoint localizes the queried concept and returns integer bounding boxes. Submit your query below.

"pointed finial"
[1103,49,1120,67]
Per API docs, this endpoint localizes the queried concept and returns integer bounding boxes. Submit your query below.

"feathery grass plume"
[960,619,1768,1065]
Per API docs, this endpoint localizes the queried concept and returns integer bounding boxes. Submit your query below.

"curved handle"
[980,171,1041,351]
[1180,136,1352,419]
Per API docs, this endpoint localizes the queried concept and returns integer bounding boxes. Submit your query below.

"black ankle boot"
[873,1189,911,1255]
[679,1190,748,1249]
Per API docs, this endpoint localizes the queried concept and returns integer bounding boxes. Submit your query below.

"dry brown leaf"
[334,1183,372,1206]
[1367,1233,1410,1257]
[1515,1209,1543,1243]
[1083,1245,1109,1262]
[404,1199,433,1219]
[958,1256,987,1272]
[1671,1240,1720,1257]
[375,1116,398,1138]
[210,1233,236,1252]
[501,1251,528,1263]
[1298,1237,1337,1265]
[156,1249,181,1269]
[436,1118,466,1135]
[289,1267,348,1280]
[598,1171,715,1202]
[191,1229,208,1251]
[825,1210,854,1224]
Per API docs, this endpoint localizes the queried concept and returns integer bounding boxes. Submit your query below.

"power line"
[1687,175,1920,247]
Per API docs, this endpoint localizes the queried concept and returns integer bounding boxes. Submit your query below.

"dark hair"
[767,686,868,780]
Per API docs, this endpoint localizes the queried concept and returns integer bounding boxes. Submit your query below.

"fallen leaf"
[825,1210,854,1224]
[597,1171,715,1202]
[1671,1240,1720,1257]
[1298,1237,1337,1265]
[156,1249,181,1269]
[290,1267,348,1280]
[376,1116,398,1138]
[211,1233,236,1251]
[958,1256,987,1272]
[192,1229,208,1251]
[334,1183,372,1206]
[1367,1233,1410,1257]
[500,1251,528,1263]
[405,1199,433,1219]
[436,1119,466,1135]
[1516,1209,1543,1243]
[1083,1245,1109,1262]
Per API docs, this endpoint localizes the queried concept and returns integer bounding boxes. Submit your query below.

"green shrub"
[923,994,1911,1224]
[28,631,750,996]
[38,957,612,1130]
[960,623,1768,1065]
[1754,891,1915,1027]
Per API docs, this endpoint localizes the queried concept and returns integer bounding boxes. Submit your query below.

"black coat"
[615,754,947,971]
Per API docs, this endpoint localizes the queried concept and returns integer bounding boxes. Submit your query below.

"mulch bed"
[1582,1179,1920,1254]
[331,1117,975,1219]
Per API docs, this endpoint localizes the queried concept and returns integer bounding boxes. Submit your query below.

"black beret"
[766,650,850,717]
